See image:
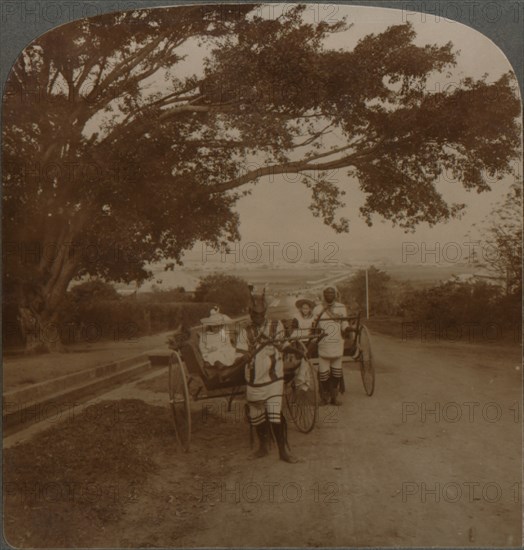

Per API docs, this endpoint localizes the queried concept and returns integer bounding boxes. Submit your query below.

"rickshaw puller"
[312,285,349,406]
[236,287,299,463]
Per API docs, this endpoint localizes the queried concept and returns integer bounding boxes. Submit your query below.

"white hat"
[295,297,316,309]
[200,307,233,326]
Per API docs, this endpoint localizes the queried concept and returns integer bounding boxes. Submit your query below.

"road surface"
[4,329,521,547]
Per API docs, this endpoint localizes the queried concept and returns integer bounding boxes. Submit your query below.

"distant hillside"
[381,264,490,288]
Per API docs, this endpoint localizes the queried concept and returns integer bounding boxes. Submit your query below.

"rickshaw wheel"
[285,352,318,433]
[168,351,191,451]
[358,325,375,396]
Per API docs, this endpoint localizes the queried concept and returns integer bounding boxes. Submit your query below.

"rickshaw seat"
[180,339,245,390]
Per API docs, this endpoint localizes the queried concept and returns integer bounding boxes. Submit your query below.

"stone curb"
[2,353,168,436]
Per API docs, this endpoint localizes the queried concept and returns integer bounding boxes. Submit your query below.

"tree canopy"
[2,4,521,345]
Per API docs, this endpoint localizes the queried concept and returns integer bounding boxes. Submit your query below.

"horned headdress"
[248,284,267,314]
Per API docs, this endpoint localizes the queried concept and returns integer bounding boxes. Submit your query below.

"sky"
[192,4,520,264]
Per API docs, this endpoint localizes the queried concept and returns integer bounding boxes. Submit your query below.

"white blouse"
[312,302,349,358]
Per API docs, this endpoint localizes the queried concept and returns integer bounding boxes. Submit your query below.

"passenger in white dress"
[199,308,236,367]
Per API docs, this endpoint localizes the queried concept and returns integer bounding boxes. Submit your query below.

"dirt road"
[4,331,522,547]
[168,334,521,547]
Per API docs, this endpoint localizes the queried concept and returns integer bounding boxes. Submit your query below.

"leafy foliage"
[2,4,521,347]
[339,266,394,315]
[468,182,522,295]
[69,280,120,304]
[139,286,190,303]
[193,273,251,315]
[58,300,213,344]
[400,279,520,331]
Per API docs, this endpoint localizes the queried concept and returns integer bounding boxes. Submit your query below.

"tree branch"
[209,141,383,194]
[292,123,333,148]
[95,32,170,100]
[73,54,101,94]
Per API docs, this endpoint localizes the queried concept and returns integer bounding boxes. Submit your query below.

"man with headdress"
[236,286,298,463]
[312,285,350,406]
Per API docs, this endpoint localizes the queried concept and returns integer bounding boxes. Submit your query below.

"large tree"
[3,5,521,349]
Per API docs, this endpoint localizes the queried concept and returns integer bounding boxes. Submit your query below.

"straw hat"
[295,297,316,310]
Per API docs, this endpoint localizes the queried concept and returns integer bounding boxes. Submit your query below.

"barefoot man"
[313,285,349,406]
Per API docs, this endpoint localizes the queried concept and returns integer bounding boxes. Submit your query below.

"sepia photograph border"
[1,1,522,549]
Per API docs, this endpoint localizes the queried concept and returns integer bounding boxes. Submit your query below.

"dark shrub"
[194,274,250,315]
[58,301,214,344]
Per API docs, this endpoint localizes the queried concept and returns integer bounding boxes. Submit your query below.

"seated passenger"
[289,297,317,339]
[287,297,317,392]
[199,308,236,368]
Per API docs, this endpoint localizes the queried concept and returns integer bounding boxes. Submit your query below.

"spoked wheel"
[168,351,191,451]
[284,352,318,433]
[358,325,375,396]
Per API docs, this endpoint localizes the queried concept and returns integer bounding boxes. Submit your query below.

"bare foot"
[279,452,300,463]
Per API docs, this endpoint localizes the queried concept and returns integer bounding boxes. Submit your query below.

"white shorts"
[318,356,343,380]
[247,394,283,425]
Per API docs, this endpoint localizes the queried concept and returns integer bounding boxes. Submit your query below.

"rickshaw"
[344,311,375,396]
[167,324,319,451]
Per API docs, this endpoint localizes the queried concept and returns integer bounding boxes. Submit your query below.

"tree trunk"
[24,307,67,354]
[17,253,79,353]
